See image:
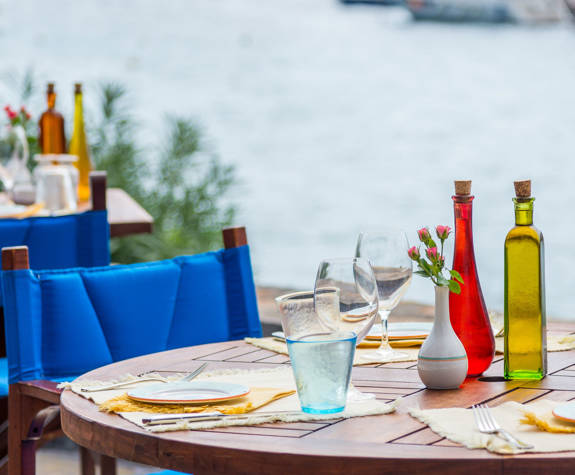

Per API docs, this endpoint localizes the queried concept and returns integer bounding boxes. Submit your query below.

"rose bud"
[426,247,438,261]
[436,225,451,241]
[417,227,431,243]
[407,246,420,261]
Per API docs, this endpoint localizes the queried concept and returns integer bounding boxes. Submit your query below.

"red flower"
[426,247,438,261]
[4,105,17,121]
[407,246,420,261]
[435,225,452,241]
[417,227,431,243]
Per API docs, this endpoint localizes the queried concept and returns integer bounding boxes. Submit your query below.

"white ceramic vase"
[418,286,468,389]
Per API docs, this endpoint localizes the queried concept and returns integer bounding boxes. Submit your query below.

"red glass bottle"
[449,180,495,377]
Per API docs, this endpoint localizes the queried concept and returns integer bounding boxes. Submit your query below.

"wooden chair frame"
[3,224,250,475]
[0,171,107,475]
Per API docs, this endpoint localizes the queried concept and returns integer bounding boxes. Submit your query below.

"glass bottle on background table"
[449,180,494,377]
[504,180,546,380]
[69,83,93,202]
[39,83,66,154]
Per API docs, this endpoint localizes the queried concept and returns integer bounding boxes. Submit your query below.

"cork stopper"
[454,180,472,196]
[47,82,55,94]
[514,180,531,198]
[74,83,82,94]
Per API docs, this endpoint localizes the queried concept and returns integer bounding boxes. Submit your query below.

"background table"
[61,322,575,474]
[77,188,153,237]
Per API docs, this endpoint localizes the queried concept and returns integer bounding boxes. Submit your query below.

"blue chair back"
[0,210,110,269]
[0,210,110,306]
[2,244,261,384]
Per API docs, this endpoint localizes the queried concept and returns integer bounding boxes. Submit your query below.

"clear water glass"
[275,290,339,339]
[287,331,356,414]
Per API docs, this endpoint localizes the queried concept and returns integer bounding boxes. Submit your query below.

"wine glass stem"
[378,309,391,350]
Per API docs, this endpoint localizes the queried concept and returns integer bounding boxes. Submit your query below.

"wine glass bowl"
[356,231,413,361]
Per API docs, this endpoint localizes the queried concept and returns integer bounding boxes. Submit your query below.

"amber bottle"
[38,83,66,154]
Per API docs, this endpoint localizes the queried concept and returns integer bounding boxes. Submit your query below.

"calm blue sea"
[1,0,575,318]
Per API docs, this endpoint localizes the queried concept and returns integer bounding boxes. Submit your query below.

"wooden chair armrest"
[18,380,62,405]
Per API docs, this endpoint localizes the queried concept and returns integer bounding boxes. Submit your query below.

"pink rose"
[436,225,451,241]
[407,246,420,261]
[426,247,438,261]
[417,227,431,243]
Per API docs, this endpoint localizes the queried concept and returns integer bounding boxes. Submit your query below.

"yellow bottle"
[69,83,93,202]
[504,180,546,380]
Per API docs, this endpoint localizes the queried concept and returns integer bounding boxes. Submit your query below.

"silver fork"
[81,362,208,392]
[472,404,533,450]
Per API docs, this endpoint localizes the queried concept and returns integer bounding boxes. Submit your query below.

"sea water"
[287,332,356,414]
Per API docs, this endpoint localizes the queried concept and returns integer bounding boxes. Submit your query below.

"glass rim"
[286,331,357,344]
[317,256,370,265]
[275,290,314,304]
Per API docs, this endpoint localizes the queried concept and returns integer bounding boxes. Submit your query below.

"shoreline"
[256,286,435,336]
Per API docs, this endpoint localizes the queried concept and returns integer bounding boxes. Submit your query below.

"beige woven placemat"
[61,366,396,433]
[410,399,575,455]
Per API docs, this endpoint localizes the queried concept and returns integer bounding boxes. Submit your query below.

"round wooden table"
[61,322,575,474]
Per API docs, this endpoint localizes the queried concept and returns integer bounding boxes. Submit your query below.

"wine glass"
[314,257,379,401]
[314,258,379,343]
[356,231,413,361]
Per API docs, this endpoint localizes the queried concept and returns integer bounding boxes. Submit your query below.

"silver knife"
[142,410,303,426]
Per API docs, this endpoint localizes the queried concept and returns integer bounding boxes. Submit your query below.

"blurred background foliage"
[0,71,237,263]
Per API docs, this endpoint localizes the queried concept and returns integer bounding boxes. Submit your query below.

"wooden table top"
[60,322,575,475]
[78,188,153,238]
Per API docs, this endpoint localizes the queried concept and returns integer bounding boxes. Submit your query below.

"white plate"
[552,402,575,423]
[127,381,250,404]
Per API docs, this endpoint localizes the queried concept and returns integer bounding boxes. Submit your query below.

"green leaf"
[414,270,429,277]
[437,275,449,286]
[419,260,433,276]
[448,279,461,295]
[449,269,464,284]
[427,239,437,249]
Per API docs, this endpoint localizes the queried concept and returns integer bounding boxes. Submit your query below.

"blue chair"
[0,172,111,474]
[2,226,261,474]
[0,171,110,309]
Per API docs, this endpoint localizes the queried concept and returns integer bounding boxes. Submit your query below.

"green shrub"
[1,76,237,262]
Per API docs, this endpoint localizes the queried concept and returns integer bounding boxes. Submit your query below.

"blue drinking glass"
[286,331,357,414]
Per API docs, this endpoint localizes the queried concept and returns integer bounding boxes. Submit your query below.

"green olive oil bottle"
[504,180,546,380]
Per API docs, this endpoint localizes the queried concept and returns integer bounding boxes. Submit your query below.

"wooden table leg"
[80,446,95,475]
[100,454,117,475]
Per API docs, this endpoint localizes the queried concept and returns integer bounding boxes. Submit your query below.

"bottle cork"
[74,83,82,94]
[454,180,472,196]
[514,180,531,198]
[47,82,55,94]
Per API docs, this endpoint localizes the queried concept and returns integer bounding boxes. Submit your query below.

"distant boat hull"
[405,0,570,23]
[340,0,402,5]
